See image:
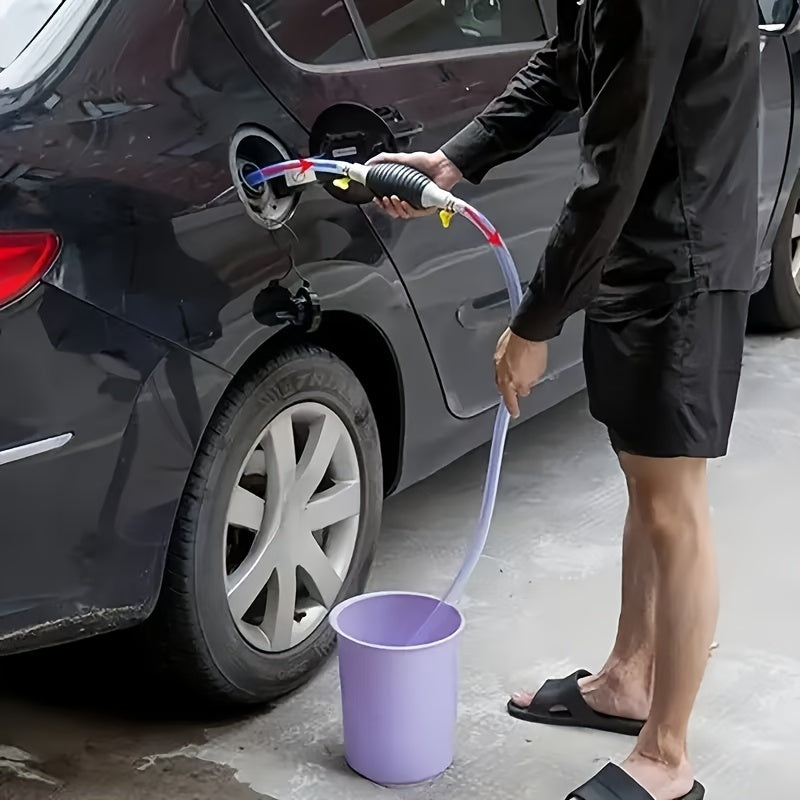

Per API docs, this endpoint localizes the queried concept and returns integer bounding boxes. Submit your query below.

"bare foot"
[509,669,650,721]
[620,752,696,800]
[577,671,651,720]
[510,644,718,721]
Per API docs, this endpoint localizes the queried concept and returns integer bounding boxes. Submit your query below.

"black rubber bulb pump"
[365,163,436,210]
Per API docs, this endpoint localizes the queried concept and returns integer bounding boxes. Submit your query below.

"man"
[371,0,760,798]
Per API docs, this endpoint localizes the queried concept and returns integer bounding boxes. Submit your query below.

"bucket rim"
[328,591,465,652]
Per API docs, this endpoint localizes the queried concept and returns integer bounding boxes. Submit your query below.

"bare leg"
[578,481,656,720]
[512,473,656,720]
[619,454,717,800]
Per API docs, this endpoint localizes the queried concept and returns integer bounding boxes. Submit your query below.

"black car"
[1,0,799,705]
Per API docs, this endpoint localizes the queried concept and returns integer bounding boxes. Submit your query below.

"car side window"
[351,0,547,59]
[760,0,795,25]
[244,0,364,64]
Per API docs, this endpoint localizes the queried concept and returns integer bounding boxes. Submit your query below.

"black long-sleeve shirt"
[441,0,760,342]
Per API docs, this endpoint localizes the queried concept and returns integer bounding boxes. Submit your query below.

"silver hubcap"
[224,402,361,652]
[791,212,800,294]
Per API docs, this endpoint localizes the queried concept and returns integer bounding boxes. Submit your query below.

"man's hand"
[367,150,462,219]
[494,328,548,419]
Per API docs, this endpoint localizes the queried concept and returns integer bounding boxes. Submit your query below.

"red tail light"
[0,231,60,308]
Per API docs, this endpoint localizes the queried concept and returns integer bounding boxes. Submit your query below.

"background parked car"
[1,0,799,705]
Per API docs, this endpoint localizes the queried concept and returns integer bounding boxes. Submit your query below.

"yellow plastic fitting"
[333,176,351,191]
[439,209,455,229]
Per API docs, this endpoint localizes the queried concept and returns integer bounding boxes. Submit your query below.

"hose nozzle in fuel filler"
[245,158,460,228]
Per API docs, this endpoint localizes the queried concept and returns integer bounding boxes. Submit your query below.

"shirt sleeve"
[510,0,701,343]
[440,34,579,185]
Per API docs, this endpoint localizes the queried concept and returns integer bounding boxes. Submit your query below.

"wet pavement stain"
[1,754,270,800]
[0,691,272,800]
[0,651,273,800]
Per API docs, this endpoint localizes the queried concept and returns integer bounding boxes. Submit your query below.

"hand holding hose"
[494,329,548,419]
[367,150,462,219]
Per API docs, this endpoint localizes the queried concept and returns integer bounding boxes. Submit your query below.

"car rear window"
[0,0,65,69]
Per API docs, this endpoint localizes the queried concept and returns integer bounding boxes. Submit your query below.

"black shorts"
[583,290,749,459]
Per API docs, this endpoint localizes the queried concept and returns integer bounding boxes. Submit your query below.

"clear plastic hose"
[246,159,524,645]
[246,158,363,186]
[435,203,521,611]
[404,204,520,644]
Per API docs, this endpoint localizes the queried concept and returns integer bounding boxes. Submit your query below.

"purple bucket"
[328,591,465,786]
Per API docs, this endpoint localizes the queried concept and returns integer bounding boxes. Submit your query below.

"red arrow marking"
[299,159,315,173]
[457,205,505,247]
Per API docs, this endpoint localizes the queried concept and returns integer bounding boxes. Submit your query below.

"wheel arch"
[111,308,405,630]
[231,310,405,496]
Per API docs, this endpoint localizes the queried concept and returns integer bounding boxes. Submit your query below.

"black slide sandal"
[567,764,705,800]
[507,669,645,736]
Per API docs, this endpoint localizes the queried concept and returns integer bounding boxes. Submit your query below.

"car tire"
[749,176,800,331]
[146,344,382,706]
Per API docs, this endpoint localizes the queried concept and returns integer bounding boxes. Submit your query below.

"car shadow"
[0,631,265,726]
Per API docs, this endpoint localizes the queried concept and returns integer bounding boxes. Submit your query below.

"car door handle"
[456,283,530,331]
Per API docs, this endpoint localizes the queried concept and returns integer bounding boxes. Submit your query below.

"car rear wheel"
[749,177,800,331]
[147,344,382,706]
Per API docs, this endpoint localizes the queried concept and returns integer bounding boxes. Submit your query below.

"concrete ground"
[1,332,799,799]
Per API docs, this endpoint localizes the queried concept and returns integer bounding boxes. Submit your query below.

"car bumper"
[0,284,230,654]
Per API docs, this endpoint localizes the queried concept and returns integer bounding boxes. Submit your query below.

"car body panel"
[212,0,585,420]
[758,36,795,266]
[0,0,451,486]
[761,33,800,260]
[0,282,231,650]
[0,0,509,648]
